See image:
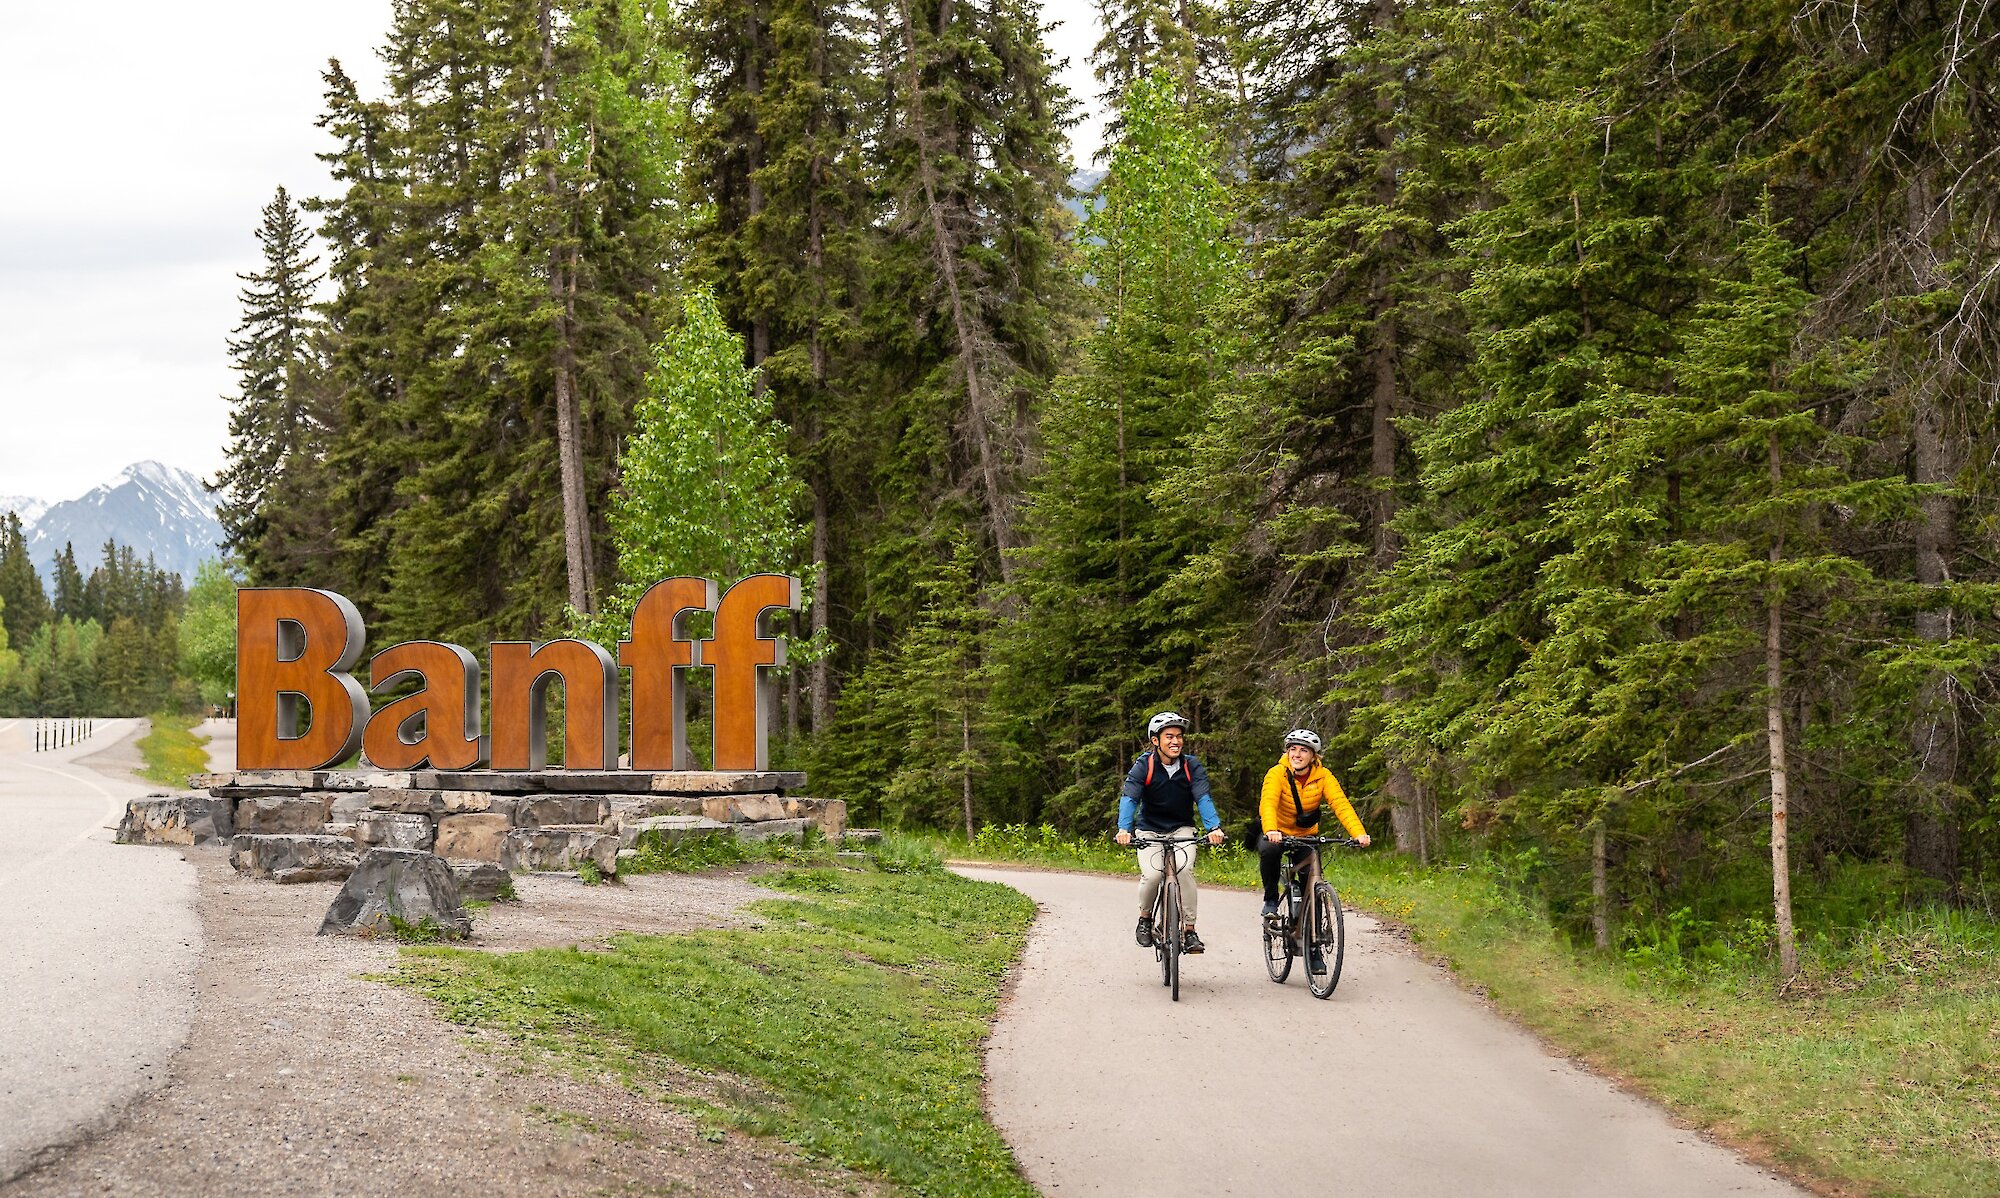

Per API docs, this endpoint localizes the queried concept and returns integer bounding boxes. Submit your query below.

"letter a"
[363,641,485,770]
[705,575,801,771]
[237,589,370,770]
[619,578,716,770]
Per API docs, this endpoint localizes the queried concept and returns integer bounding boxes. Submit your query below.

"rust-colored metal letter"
[619,578,717,771]
[363,641,485,770]
[488,640,619,770]
[704,574,801,771]
[237,588,370,770]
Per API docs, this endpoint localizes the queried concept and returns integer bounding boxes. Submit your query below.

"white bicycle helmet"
[1147,711,1191,738]
[1283,728,1323,753]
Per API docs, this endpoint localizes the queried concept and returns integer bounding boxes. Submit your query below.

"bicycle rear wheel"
[1305,881,1345,999]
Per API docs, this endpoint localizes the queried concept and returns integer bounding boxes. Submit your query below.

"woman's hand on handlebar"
[1264,830,1283,843]
[1357,834,1372,847]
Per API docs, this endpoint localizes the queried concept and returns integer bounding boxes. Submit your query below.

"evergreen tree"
[300,0,685,646]
[50,544,85,623]
[685,0,872,729]
[866,0,1081,594]
[996,70,1246,828]
[0,512,49,648]
[213,186,325,582]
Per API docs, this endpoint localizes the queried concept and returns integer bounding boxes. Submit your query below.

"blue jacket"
[1117,750,1221,834]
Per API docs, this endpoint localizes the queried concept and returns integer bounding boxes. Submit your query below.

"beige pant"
[1137,827,1199,926]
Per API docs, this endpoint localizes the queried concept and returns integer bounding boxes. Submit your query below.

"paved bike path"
[954,866,1810,1198]
[0,720,202,1183]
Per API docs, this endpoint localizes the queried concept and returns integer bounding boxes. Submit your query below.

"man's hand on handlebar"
[1115,830,1132,846]
[1206,827,1225,846]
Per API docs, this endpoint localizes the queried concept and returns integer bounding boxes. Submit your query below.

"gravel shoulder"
[6,847,892,1198]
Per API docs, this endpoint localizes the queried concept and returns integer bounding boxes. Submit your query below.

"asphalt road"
[955,866,1813,1198]
[0,719,201,1183]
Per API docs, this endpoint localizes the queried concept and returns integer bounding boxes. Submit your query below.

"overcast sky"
[0,3,1106,507]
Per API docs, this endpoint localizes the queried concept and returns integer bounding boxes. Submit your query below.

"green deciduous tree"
[179,561,241,709]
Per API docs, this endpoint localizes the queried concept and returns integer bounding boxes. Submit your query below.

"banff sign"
[237,576,800,773]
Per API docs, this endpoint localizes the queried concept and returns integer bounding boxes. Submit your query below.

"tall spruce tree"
[686,0,872,729]
[0,513,49,648]
[299,0,685,646]
[213,186,326,583]
[996,70,1245,828]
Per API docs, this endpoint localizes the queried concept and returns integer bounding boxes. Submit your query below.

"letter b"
[237,589,370,771]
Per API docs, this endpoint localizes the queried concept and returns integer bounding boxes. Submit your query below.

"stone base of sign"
[137,769,846,886]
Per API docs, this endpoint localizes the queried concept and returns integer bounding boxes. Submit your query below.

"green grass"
[393,864,1037,1197]
[137,711,210,788]
[619,825,842,875]
[939,824,2000,1198]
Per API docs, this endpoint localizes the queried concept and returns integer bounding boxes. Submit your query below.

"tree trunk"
[1906,388,1959,890]
[1368,0,1422,856]
[539,0,595,615]
[962,705,976,841]
[1767,432,1798,984]
[893,0,1017,582]
[1591,818,1610,950]
[810,481,831,731]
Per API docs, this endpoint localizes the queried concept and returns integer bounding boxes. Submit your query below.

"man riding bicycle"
[1115,712,1225,953]
[1261,729,1370,934]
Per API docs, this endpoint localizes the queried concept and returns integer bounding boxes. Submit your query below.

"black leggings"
[1259,840,1317,901]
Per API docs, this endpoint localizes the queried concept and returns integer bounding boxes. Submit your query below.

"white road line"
[0,756,132,892]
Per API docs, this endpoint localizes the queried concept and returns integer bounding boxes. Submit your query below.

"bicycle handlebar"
[1275,834,1364,848]
[1125,833,1207,847]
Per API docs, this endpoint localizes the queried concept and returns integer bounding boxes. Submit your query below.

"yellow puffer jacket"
[1259,761,1366,839]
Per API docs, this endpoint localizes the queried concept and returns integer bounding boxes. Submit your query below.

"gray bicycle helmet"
[1147,711,1191,738]
[1283,728,1323,753]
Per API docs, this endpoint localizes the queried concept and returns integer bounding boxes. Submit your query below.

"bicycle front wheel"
[1306,881,1345,999]
[1164,878,1182,1000]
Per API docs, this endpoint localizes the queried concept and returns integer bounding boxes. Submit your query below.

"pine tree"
[685,0,872,729]
[0,512,49,648]
[50,544,85,623]
[298,0,685,646]
[996,70,1246,828]
[867,0,1081,592]
[213,186,325,581]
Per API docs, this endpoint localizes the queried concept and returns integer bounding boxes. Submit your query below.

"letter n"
[705,575,801,771]
[237,589,369,770]
[488,640,619,770]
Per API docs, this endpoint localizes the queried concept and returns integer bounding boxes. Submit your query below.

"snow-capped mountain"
[0,494,47,527]
[25,462,224,584]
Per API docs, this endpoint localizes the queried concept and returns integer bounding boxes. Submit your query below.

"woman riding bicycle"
[1260,729,1370,926]
[1115,711,1225,953]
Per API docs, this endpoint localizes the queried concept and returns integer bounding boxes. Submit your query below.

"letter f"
[620,578,717,770]
[705,574,802,771]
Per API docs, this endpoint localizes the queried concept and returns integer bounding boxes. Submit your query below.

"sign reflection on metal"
[236,576,801,772]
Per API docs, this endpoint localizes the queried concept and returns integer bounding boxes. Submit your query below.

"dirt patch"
[472,868,772,952]
[3,848,887,1198]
